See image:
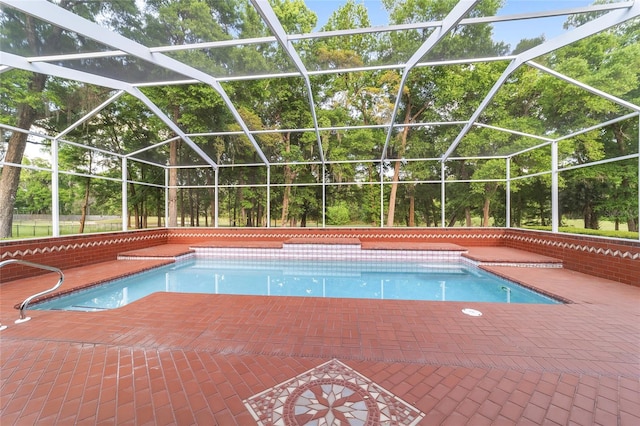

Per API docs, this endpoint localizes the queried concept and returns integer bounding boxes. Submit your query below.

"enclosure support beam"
[381,0,479,162]
[442,1,640,161]
[214,167,219,228]
[164,168,169,228]
[122,158,128,231]
[506,157,511,228]
[56,91,126,140]
[441,161,446,228]
[637,116,639,240]
[3,0,262,167]
[527,62,640,113]
[322,163,326,228]
[380,167,385,228]
[551,141,559,233]
[51,138,60,237]
[1,51,218,172]
[266,166,271,228]
[250,0,324,163]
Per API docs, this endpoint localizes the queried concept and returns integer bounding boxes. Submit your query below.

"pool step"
[462,247,563,268]
[117,244,195,260]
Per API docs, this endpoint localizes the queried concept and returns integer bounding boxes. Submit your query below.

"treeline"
[0,0,638,236]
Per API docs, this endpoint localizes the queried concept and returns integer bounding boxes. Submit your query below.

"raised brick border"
[503,229,640,286]
[166,227,507,246]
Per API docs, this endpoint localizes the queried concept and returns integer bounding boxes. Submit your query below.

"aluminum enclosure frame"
[0,0,639,238]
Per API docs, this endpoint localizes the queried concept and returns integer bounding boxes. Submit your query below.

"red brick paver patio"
[1,246,639,425]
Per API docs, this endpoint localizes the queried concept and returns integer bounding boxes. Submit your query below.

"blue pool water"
[33,259,560,311]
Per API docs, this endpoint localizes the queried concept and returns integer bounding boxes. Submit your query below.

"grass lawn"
[4,217,638,240]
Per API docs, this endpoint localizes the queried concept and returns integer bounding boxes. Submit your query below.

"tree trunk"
[482,197,491,227]
[465,207,472,227]
[142,202,147,228]
[237,175,245,227]
[133,203,140,229]
[157,188,162,227]
[0,11,69,237]
[423,199,431,227]
[257,203,264,227]
[189,188,195,226]
[584,202,595,229]
[0,131,29,238]
[431,198,440,227]
[612,125,636,232]
[482,183,498,227]
[408,194,415,227]
[280,134,294,226]
[0,74,46,237]
[447,212,459,227]
[206,173,215,226]
[386,107,411,227]
[78,177,91,233]
[195,190,200,227]
[0,14,50,237]
[180,189,185,226]
[386,161,401,226]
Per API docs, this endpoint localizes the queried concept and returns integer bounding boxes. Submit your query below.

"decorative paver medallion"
[244,359,425,425]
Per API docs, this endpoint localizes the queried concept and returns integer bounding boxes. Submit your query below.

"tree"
[242,0,318,227]
[379,0,508,226]
[0,1,141,237]
[537,15,640,230]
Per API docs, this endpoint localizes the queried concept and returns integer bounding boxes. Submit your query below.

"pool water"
[34,259,560,311]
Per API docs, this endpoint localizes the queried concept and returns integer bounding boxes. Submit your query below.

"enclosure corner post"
[51,138,60,237]
[322,163,326,228]
[379,164,384,228]
[164,167,169,228]
[551,140,559,233]
[506,157,511,228]
[441,160,446,228]
[122,157,128,231]
[266,165,270,228]
[214,167,219,228]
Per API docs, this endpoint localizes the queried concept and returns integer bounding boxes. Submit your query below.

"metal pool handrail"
[0,259,65,323]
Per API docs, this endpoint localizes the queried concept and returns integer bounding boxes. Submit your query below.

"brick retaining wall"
[0,230,168,281]
[503,229,639,286]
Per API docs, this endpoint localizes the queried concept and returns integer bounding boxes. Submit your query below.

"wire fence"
[11,222,124,238]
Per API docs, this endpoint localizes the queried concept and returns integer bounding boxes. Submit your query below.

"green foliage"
[326,202,351,225]
[14,158,52,214]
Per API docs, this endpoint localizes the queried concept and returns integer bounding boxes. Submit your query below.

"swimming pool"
[33,258,560,311]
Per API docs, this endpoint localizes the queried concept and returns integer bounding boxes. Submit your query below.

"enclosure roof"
[1,0,639,168]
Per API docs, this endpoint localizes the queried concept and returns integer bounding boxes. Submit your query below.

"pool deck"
[1,245,639,425]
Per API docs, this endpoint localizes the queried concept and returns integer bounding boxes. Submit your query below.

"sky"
[307,0,595,50]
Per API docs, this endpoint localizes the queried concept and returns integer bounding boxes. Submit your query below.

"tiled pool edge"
[192,244,465,262]
[117,252,196,261]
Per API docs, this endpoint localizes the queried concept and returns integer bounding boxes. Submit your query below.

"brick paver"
[1,245,639,424]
